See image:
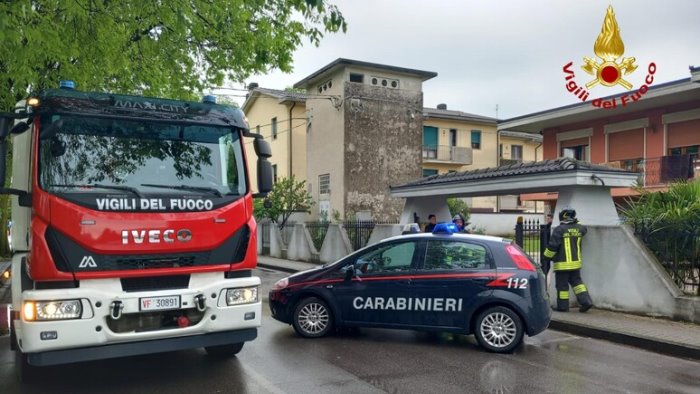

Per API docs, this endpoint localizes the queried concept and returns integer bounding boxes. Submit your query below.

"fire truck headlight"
[25,300,83,321]
[225,287,258,306]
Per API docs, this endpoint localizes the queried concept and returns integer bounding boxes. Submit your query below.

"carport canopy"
[390,158,640,226]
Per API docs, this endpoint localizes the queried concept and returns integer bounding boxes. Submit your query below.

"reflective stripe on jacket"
[543,222,587,271]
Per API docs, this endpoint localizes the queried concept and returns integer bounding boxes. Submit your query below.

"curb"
[258,258,700,360]
[548,319,700,361]
[258,262,299,274]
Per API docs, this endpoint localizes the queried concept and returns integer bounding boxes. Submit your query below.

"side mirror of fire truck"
[0,116,32,207]
[254,137,273,197]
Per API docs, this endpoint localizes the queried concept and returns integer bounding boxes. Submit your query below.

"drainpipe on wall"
[288,101,296,178]
[496,129,501,213]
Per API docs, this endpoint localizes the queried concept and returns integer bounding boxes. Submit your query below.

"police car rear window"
[423,240,488,270]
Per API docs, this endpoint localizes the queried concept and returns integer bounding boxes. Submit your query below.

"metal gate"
[514,218,550,266]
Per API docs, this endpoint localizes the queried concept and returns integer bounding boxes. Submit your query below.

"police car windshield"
[38,115,247,197]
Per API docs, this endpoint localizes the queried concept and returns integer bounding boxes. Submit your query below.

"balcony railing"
[605,154,697,187]
[422,145,472,165]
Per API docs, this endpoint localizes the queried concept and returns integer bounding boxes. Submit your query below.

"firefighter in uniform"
[543,208,593,313]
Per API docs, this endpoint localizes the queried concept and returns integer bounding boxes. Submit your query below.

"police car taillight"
[505,244,536,271]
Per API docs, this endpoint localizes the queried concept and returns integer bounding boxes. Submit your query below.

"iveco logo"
[121,229,192,245]
[79,256,97,268]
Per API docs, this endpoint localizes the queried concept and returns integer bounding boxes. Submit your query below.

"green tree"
[254,175,313,229]
[619,180,700,294]
[0,0,347,110]
[0,0,346,256]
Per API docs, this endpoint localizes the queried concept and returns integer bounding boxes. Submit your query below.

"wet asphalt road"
[0,268,699,394]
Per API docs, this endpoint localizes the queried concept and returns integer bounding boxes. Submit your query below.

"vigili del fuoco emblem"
[562,5,657,110]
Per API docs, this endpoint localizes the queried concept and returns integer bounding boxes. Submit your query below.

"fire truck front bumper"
[13,273,262,364]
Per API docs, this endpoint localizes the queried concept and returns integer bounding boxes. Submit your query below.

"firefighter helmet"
[559,208,577,222]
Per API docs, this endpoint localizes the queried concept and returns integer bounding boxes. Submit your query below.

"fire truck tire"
[205,342,244,358]
[15,350,38,384]
[10,320,16,351]
[474,306,524,353]
[292,297,334,338]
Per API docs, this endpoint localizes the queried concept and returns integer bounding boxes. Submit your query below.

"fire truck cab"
[0,82,273,381]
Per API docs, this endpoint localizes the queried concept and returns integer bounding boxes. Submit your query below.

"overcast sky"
[217,0,700,120]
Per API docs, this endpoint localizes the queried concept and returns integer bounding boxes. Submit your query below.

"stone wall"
[343,82,423,221]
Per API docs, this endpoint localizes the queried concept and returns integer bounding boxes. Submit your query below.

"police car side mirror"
[344,266,354,281]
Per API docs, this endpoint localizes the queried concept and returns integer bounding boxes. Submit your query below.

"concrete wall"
[343,81,423,221]
[553,225,700,323]
[342,65,425,93]
[469,213,548,236]
[398,196,452,225]
[553,186,621,226]
[306,69,346,220]
[268,223,286,259]
[319,224,353,263]
[367,224,403,246]
[286,223,319,263]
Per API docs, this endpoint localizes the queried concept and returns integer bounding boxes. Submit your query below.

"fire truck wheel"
[474,306,524,353]
[15,350,37,383]
[10,320,17,351]
[205,342,244,358]
[292,297,333,338]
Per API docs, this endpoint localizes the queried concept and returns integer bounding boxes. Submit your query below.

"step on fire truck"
[0,81,273,382]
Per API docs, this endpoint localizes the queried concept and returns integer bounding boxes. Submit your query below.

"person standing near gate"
[424,214,437,232]
[543,208,593,313]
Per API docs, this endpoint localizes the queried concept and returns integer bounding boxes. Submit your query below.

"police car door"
[412,239,495,330]
[332,239,423,327]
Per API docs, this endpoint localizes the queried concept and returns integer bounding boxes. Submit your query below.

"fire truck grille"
[46,225,249,273]
[102,253,209,270]
[121,275,191,292]
[106,308,206,333]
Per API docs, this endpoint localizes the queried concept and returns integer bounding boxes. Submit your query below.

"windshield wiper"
[140,183,222,197]
[51,183,144,198]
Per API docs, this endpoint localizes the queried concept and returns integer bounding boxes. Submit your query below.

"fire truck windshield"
[39,115,247,201]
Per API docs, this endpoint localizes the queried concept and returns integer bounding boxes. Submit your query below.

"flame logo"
[581,6,637,90]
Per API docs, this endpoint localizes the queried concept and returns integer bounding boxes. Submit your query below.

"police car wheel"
[474,306,523,353]
[292,297,333,338]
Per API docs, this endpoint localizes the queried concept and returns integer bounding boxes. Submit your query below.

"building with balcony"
[497,130,544,212]
[498,66,700,208]
[242,59,545,221]
[421,105,494,177]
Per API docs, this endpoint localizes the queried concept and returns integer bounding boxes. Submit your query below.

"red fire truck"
[0,81,273,381]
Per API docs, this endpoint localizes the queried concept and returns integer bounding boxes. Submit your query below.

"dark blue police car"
[269,223,551,353]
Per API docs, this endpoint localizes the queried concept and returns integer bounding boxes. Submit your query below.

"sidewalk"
[257,255,700,360]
